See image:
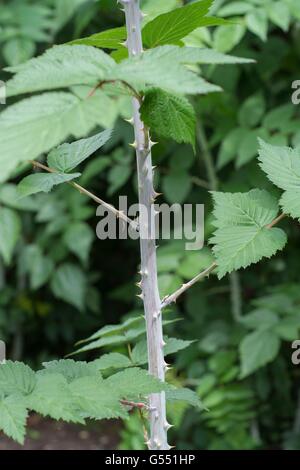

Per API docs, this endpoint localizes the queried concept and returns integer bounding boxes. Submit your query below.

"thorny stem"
[120,0,170,450]
[29,160,139,233]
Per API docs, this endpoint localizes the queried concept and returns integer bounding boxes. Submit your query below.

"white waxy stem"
[119,0,169,451]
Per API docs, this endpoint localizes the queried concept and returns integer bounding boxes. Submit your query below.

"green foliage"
[258,140,300,221]
[210,189,287,278]
[18,172,81,198]
[141,89,196,148]
[142,0,229,48]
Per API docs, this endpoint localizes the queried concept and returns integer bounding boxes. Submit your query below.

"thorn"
[165,365,172,372]
[125,117,134,125]
[167,445,176,450]
[153,192,163,199]
[135,281,142,289]
[136,293,144,300]
[152,165,157,171]
[164,361,171,367]
[164,422,174,431]
[161,340,167,347]
[145,439,151,448]
[154,210,160,216]
[150,140,158,148]
[141,11,148,19]
[129,141,137,149]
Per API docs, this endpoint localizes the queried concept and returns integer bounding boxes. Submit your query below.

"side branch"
[29,160,139,233]
[161,211,287,310]
[161,262,217,309]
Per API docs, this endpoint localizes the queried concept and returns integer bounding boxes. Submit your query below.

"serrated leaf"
[106,368,168,400]
[0,361,36,396]
[69,375,127,420]
[210,189,287,278]
[42,360,99,383]
[0,208,21,265]
[246,9,268,41]
[47,129,113,173]
[92,353,132,371]
[6,45,115,96]
[68,26,127,49]
[166,387,203,409]
[258,140,300,221]
[51,263,87,311]
[141,89,196,148]
[0,90,117,183]
[28,373,83,423]
[0,395,28,444]
[240,329,280,377]
[142,0,230,47]
[107,45,222,95]
[18,172,81,198]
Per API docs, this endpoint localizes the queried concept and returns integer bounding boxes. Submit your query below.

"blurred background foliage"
[0,0,300,450]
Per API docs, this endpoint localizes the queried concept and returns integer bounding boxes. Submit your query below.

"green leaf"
[142,0,225,48]
[107,45,222,95]
[210,189,287,278]
[23,245,54,290]
[0,184,38,212]
[68,26,127,49]
[240,329,280,377]
[236,130,258,167]
[166,387,203,409]
[163,171,192,203]
[213,23,246,53]
[0,208,21,265]
[238,93,266,128]
[106,368,169,399]
[246,9,268,41]
[63,222,94,264]
[3,38,35,66]
[42,360,99,383]
[132,337,194,366]
[47,129,113,173]
[0,90,117,183]
[217,128,248,169]
[0,361,36,396]
[0,395,28,444]
[51,263,87,311]
[239,309,279,330]
[267,1,290,32]
[28,373,83,423]
[69,375,127,420]
[92,353,132,371]
[258,140,300,221]
[141,89,196,148]
[6,45,115,96]
[18,172,81,198]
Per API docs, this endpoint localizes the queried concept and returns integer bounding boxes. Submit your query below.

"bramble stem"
[120,0,170,450]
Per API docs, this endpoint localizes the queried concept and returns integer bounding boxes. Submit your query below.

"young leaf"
[68,26,127,49]
[47,129,113,173]
[210,189,287,278]
[18,172,81,198]
[0,395,28,445]
[142,0,228,48]
[258,140,300,221]
[0,361,36,396]
[0,208,21,265]
[140,89,196,148]
[239,329,280,378]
